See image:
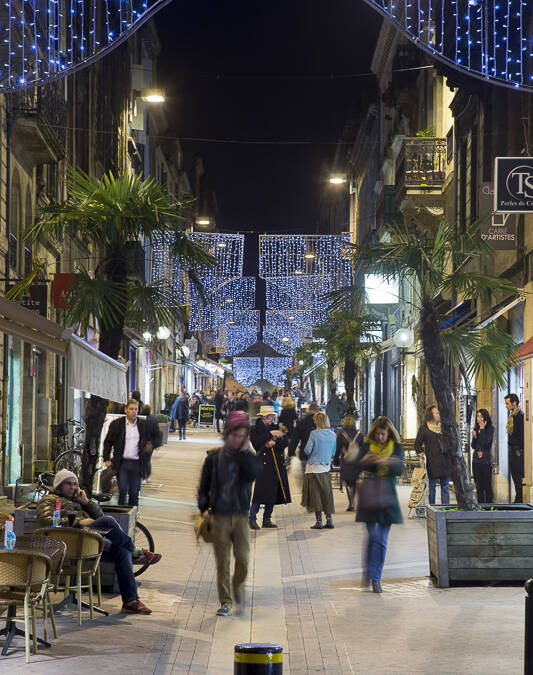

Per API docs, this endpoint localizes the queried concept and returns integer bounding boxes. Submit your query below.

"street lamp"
[196,216,211,227]
[329,173,347,185]
[157,326,171,340]
[142,331,152,341]
[393,327,414,349]
[140,88,165,103]
[282,337,289,342]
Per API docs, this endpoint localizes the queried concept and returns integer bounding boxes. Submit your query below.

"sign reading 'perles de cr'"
[495,157,533,213]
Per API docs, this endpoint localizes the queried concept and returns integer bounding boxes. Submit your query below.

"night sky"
[154,0,382,248]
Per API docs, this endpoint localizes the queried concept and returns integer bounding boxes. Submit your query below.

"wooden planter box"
[427,504,533,587]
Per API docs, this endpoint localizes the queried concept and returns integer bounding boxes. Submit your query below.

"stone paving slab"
[0,430,525,674]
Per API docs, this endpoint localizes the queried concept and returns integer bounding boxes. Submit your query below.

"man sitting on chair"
[37,469,161,614]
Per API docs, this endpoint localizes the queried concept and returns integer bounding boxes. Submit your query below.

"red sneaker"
[122,598,152,614]
[134,549,162,566]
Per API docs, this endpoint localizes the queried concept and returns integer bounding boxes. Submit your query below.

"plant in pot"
[330,218,529,586]
[156,414,171,445]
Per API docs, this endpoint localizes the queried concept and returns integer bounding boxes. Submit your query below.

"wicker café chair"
[17,535,66,642]
[0,551,51,663]
[35,527,105,625]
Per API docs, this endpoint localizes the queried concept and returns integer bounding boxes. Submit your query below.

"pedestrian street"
[4,430,524,674]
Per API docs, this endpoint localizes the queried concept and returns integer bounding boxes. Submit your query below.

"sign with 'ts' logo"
[495,157,533,213]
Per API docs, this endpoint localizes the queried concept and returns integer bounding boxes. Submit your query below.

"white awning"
[69,334,128,402]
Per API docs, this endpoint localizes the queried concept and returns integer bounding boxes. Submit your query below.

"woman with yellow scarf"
[355,416,404,593]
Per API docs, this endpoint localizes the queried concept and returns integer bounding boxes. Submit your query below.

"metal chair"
[17,534,66,641]
[34,527,106,625]
[0,550,51,663]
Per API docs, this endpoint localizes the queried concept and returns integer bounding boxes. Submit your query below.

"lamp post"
[329,171,357,240]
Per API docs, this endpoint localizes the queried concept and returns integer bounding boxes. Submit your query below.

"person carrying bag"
[355,416,404,594]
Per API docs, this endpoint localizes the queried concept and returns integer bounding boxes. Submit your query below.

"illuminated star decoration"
[263,357,292,387]
[0,0,173,90]
[361,0,532,91]
[233,357,262,387]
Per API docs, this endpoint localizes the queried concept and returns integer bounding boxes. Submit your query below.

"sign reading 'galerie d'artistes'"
[480,182,516,251]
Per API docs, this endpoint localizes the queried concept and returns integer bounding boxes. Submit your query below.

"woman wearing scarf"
[471,408,495,503]
[355,416,404,593]
[414,405,452,504]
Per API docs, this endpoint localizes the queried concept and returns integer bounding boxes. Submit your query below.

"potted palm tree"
[12,169,215,492]
[332,219,531,586]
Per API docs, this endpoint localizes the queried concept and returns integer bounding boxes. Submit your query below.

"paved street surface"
[2,431,524,673]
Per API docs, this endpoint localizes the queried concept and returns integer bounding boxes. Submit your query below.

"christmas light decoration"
[233,357,262,386]
[213,310,259,355]
[362,0,532,90]
[0,0,171,91]
[262,327,294,356]
[263,357,292,386]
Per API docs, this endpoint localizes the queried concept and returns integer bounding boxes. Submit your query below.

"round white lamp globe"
[393,327,414,349]
[157,326,171,340]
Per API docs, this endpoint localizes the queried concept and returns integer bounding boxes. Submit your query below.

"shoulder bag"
[357,473,395,511]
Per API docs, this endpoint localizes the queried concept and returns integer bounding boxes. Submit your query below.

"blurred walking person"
[334,413,363,511]
[249,405,291,529]
[471,409,495,503]
[171,391,190,440]
[505,393,524,503]
[197,411,262,617]
[355,416,404,593]
[214,389,225,433]
[302,412,336,530]
[278,396,298,441]
[415,406,451,505]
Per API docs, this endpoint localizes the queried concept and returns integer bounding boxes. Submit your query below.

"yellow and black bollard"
[234,643,283,674]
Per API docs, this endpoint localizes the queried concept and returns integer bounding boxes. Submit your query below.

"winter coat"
[414,423,452,479]
[326,397,345,429]
[37,490,104,528]
[472,425,495,465]
[355,441,404,525]
[214,392,224,419]
[103,417,155,479]
[197,446,263,516]
[278,407,298,437]
[250,419,291,506]
[171,397,190,422]
[334,427,363,483]
[303,429,337,467]
[288,413,316,459]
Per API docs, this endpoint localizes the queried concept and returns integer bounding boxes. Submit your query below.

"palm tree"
[331,219,519,510]
[13,169,216,491]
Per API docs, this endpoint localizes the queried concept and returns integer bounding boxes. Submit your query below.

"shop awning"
[303,356,326,377]
[69,335,128,401]
[515,336,533,361]
[476,294,524,329]
[188,359,211,375]
[0,295,71,355]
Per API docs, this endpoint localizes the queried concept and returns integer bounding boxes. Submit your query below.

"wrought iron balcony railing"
[395,138,447,200]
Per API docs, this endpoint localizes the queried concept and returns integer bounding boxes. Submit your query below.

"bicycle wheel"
[133,521,155,577]
[54,450,83,475]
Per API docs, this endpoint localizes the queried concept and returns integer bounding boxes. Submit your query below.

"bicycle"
[52,418,84,474]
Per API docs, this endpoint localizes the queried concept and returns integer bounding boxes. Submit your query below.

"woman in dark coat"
[278,397,298,440]
[471,408,495,503]
[334,414,363,511]
[355,416,404,593]
[249,406,290,530]
[414,405,452,505]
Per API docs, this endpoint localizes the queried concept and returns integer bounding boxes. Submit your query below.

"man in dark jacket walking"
[197,411,262,616]
[288,403,320,461]
[103,399,159,506]
[214,389,225,433]
[249,405,291,530]
[505,393,525,502]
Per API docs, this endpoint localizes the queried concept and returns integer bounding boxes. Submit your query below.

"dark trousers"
[249,503,274,523]
[88,516,137,603]
[473,463,493,503]
[118,459,142,507]
[509,449,524,502]
[178,419,187,439]
[216,416,222,433]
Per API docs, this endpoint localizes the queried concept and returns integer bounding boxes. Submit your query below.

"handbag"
[357,475,395,510]
[194,513,215,543]
[343,432,361,463]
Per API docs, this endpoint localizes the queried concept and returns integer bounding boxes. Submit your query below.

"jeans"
[118,459,142,507]
[88,516,137,603]
[473,463,493,503]
[212,514,249,605]
[428,477,451,505]
[365,522,391,582]
[178,419,187,440]
[249,503,274,523]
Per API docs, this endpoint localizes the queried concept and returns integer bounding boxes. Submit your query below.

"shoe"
[310,522,324,530]
[134,549,162,566]
[216,602,232,616]
[372,580,383,594]
[122,598,152,614]
[324,519,334,529]
[262,520,278,528]
[346,506,354,512]
[249,519,260,530]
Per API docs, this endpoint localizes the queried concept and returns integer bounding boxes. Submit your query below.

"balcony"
[11,86,66,165]
[395,137,447,225]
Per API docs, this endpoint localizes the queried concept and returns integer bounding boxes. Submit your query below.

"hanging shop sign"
[184,338,198,356]
[6,283,48,317]
[480,182,516,250]
[494,158,533,213]
[52,273,77,309]
[198,404,215,427]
